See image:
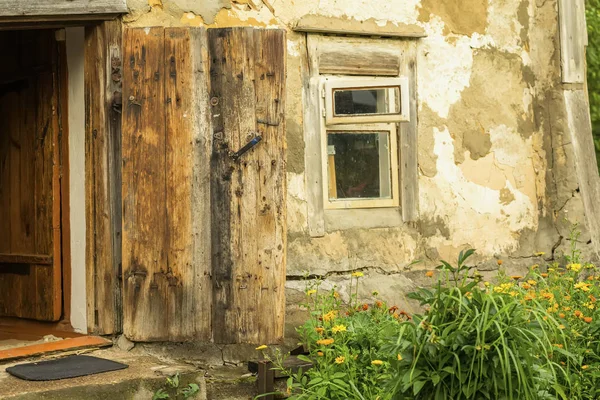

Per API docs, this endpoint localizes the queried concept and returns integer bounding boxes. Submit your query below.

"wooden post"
[84,19,123,334]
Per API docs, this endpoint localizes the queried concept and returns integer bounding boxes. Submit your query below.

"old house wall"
[121,0,594,331]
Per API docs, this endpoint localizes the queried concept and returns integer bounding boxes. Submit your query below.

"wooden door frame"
[84,19,123,335]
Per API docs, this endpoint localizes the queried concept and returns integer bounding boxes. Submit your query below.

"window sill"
[324,208,403,231]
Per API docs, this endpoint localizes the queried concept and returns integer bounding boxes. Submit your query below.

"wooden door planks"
[122,27,212,341]
[122,26,286,343]
[0,30,62,322]
[84,20,123,335]
[208,28,286,344]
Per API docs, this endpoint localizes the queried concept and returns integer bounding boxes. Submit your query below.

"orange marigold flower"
[527,280,537,286]
[425,271,434,278]
[362,304,369,311]
[388,306,398,313]
[541,273,549,278]
[375,301,383,308]
[497,260,503,266]
[317,351,324,357]
[316,338,335,346]
[511,275,523,281]
[575,310,582,318]
[559,313,566,318]
[315,327,324,334]
[584,317,593,323]
[522,283,531,290]
[590,295,597,303]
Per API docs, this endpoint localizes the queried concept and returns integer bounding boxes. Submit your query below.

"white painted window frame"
[323,77,410,125]
[320,77,401,209]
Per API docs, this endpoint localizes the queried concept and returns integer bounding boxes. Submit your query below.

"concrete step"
[0,347,259,400]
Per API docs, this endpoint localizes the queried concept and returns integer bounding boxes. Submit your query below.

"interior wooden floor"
[0,318,111,362]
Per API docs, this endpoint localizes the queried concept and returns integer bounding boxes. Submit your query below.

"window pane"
[327,132,392,200]
[333,87,400,116]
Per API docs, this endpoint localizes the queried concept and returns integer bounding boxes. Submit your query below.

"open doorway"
[0,28,108,359]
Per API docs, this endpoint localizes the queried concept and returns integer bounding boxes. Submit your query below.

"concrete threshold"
[0,346,259,400]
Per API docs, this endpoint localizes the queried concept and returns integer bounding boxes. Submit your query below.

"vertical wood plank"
[209,27,286,344]
[564,90,600,257]
[164,27,212,341]
[559,0,586,83]
[399,42,419,222]
[122,27,168,341]
[303,36,325,237]
[253,28,287,343]
[189,27,213,341]
[84,20,123,334]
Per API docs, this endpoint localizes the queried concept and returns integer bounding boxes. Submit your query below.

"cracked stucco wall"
[122,0,594,327]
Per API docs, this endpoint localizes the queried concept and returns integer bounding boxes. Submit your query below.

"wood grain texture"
[209,27,287,344]
[318,41,400,76]
[293,14,426,38]
[303,35,325,237]
[564,89,600,257]
[84,20,123,335]
[122,27,212,341]
[164,27,211,341]
[122,27,168,341]
[559,0,586,83]
[0,30,62,321]
[399,42,419,222]
[0,0,127,17]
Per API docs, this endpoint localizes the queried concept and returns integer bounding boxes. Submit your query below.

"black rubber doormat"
[6,355,128,381]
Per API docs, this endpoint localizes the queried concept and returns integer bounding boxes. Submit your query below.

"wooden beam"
[564,90,600,257]
[84,20,123,335]
[294,15,426,38]
[304,35,326,237]
[399,42,419,222]
[0,254,52,265]
[558,0,586,83]
[0,1,126,18]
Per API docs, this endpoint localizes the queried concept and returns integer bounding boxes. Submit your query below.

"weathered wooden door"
[0,30,63,321]
[122,27,286,343]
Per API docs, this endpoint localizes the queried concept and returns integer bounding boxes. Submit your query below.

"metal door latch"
[230,135,262,161]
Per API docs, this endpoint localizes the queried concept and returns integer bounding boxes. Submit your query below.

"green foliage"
[152,373,200,400]
[264,231,600,399]
[587,0,600,171]
[386,250,568,400]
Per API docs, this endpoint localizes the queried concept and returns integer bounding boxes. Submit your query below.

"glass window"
[326,131,392,200]
[333,87,400,116]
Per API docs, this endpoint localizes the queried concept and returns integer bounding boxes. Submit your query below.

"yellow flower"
[425,271,434,278]
[553,343,564,348]
[352,271,364,278]
[527,280,537,286]
[335,356,345,364]
[317,351,324,357]
[306,289,317,296]
[510,275,523,281]
[323,311,337,322]
[255,345,268,350]
[484,282,490,287]
[522,283,531,290]
[535,252,545,256]
[316,338,335,346]
[568,263,582,272]
[397,354,403,361]
[575,282,592,292]
[333,291,340,299]
[371,360,384,366]
[541,273,549,278]
[582,365,589,370]
[331,324,347,334]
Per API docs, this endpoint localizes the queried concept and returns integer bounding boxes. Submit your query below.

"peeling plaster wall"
[122,0,593,327]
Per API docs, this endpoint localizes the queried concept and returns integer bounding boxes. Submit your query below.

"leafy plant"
[152,373,200,400]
